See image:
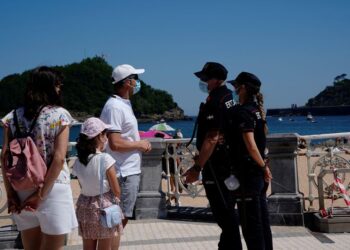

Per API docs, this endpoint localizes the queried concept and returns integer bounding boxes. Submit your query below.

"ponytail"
[256,92,269,135]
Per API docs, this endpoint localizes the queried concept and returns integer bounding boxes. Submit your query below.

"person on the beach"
[0,66,78,250]
[228,72,273,249]
[100,64,151,249]
[175,129,184,139]
[183,62,242,249]
[73,117,122,250]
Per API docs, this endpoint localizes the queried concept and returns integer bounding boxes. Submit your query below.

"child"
[73,117,122,250]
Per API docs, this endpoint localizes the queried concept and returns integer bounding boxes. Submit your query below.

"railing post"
[134,138,167,219]
[305,142,316,211]
[267,133,304,226]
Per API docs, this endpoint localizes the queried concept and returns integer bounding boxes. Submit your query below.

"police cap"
[228,72,261,89]
[194,62,228,81]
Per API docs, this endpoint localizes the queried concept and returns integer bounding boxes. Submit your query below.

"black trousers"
[236,174,273,250]
[203,170,272,250]
[204,179,242,250]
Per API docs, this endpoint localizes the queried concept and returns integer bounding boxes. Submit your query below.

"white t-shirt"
[72,152,116,196]
[100,95,141,177]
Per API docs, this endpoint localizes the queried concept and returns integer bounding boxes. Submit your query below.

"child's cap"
[80,117,111,139]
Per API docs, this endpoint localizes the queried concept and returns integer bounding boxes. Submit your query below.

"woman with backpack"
[73,117,122,250]
[228,72,273,250]
[0,67,78,250]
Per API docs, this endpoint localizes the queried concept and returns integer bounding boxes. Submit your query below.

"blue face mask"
[199,80,209,94]
[133,80,141,94]
[232,91,239,105]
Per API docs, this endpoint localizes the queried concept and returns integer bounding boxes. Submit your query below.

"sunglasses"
[127,74,139,80]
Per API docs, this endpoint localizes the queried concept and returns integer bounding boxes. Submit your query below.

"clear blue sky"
[1,0,349,115]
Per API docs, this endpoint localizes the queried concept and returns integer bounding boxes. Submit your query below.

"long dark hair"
[76,133,97,166]
[245,85,269,135]
[24,66,63,119]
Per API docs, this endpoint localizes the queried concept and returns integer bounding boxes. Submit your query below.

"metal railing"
[299,132,350,211]
[160,138,207,206]
[2,132,350,223]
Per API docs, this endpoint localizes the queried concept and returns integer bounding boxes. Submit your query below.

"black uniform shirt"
[231,101,266,175]
[196,85,236,179]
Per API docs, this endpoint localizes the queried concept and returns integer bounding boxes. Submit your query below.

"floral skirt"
[76,190,122,239]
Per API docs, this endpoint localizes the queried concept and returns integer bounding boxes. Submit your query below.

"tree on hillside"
[306,76,350,107]
[334,73,347,84]
[0,56,182,119]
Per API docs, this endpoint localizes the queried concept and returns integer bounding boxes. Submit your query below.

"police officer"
[184,62,242,249]
[227,72,273,250]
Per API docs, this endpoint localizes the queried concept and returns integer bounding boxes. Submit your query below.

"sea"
[1,115,350,146]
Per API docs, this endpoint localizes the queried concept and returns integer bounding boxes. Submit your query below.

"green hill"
[306,75,350,106]
[0,56,184,121]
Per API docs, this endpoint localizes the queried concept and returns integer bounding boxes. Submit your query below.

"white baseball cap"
[111,64,145,84]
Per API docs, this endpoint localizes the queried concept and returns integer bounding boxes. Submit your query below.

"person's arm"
[197,130,220,168]
[108,132,151,153]
[0,127,21,213]
[183,130,220,183]
[22,126,70,210]
[106,166,121,200]
[242,132,272,182]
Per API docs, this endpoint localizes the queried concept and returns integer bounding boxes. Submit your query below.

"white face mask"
[232,91,239,104]
[102,139,108,151]
[199,80,209,94]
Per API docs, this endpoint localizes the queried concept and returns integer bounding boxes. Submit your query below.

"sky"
[1,0,350,115]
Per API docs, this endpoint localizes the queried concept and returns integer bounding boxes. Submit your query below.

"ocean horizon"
[1,115,350,146]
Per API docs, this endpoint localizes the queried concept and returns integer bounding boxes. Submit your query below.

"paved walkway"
[61,219,350,250]
[1,219,350,249]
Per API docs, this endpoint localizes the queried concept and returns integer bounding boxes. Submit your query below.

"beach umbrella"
[148,122,175,131]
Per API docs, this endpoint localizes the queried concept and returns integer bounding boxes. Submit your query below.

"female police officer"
[227,72,273,250]
[184,62,242,249]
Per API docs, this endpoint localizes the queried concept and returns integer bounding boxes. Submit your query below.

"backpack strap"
[13,109,23,138]
[13,106,45,137]
[28,105,45,133]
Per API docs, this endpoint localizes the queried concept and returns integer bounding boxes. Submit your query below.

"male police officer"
[184,62,242,249]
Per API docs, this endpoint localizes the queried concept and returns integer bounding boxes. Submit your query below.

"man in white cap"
[100,64,151,249]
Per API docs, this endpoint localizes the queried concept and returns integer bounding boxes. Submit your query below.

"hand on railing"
[182,164,201,184]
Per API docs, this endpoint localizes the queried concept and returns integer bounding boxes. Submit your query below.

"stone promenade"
[61,219,349,250]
